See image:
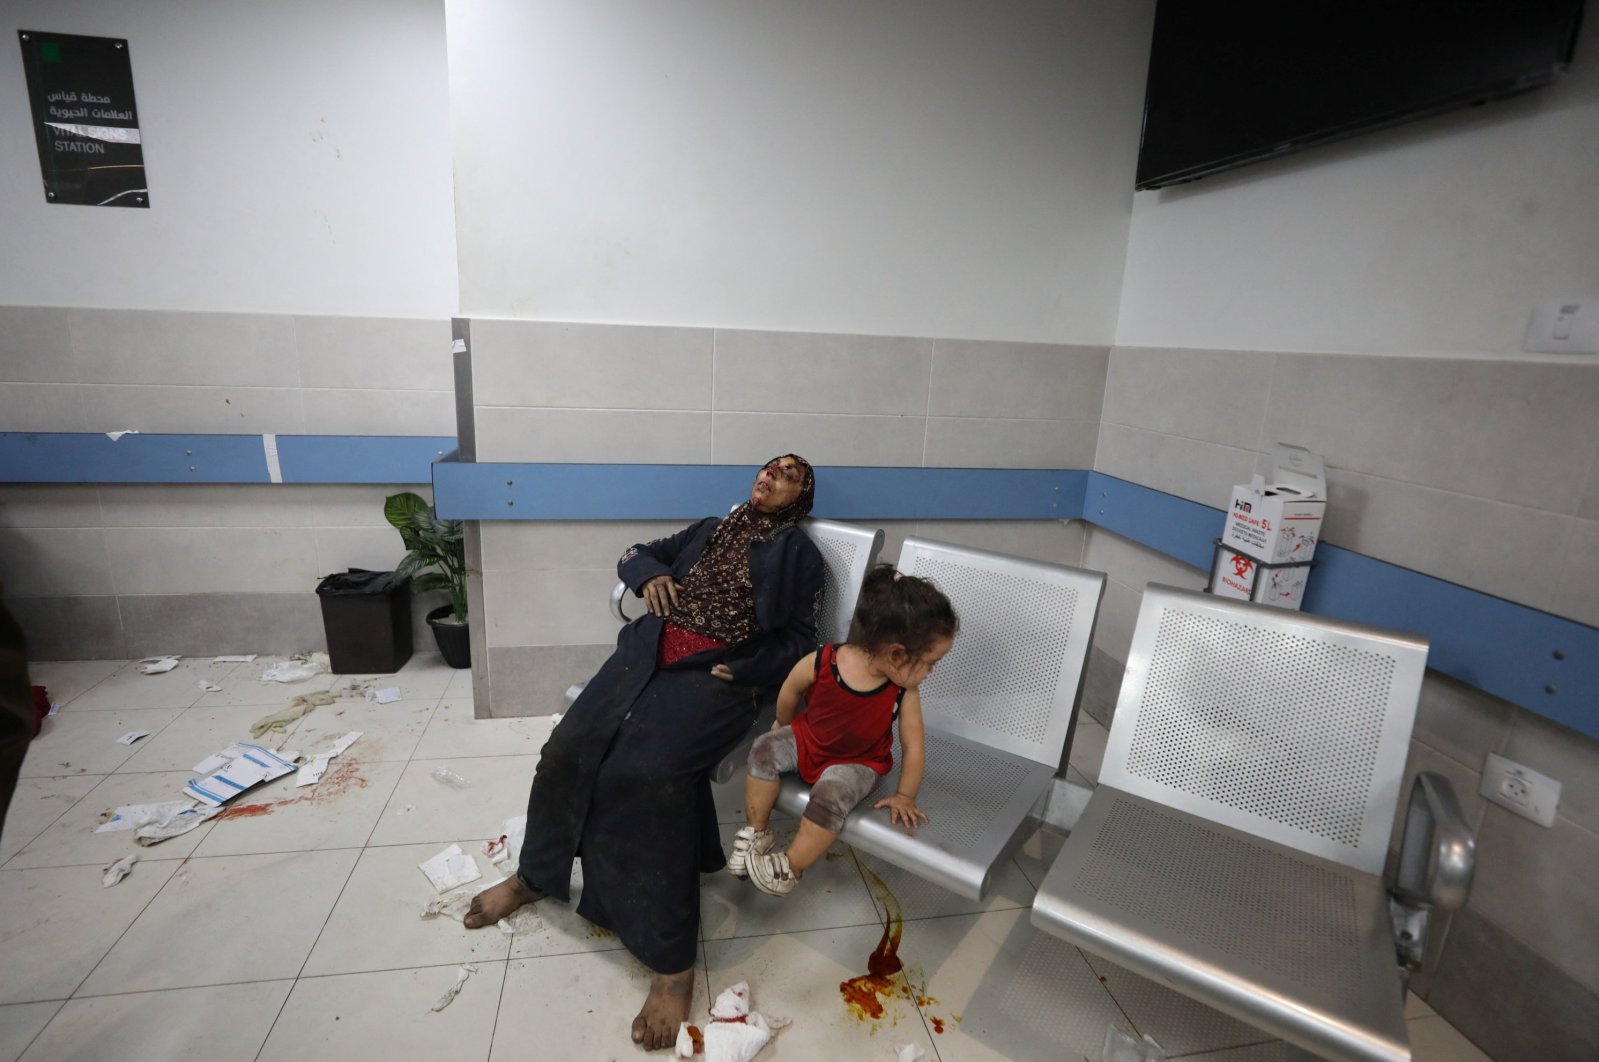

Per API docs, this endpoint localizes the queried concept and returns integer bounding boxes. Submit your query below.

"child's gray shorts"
[747,726,881,834]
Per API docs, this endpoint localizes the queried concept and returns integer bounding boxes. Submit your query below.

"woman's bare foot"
[631,967,695,1050]
[462,875,543,929]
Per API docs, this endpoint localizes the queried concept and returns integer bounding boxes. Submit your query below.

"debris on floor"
[115,729,151,745]
[419,844,482,893]
[198,680,223,693]
[184,743,297,806]
[295,731,363,788]
[1103,1025,1166,1062]
[260,653,329,684]
[136,655,181,675]
[485,814,525,873]
[495,908,543,936]
[430,766,470,790]
[134,805,218,845]
[892,1044,926,1062]
[429,963,478,1013]
[214,654,257,663]
[369,686,402,704]
[250,690,337,738]
[102,854,138,887]
[394,804,415,816]
[420,893,474,922]
[96,800,197,834]
[678,982,787,1061]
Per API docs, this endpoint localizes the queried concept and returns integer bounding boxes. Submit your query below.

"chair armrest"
[1392,771,1475,911]
[610,580,635,625]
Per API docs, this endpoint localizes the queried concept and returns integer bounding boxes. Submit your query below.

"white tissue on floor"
[420,892,474,922]
[893,1044,927,1062]
[136,656,180,675]
[698,982,782,1062]
[419,844,482,893]
[429,964,478,1013]
[102,854,138,887]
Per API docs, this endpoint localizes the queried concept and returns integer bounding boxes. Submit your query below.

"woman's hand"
[710,664,735,682]
[873,793,929,835]
[642,575,680,616]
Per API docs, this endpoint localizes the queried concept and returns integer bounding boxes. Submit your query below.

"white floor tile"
[328,653,456,702]
[1012,822,1068,889]
[0,1002,62,1062]
[190,661,340,708]
[893,908,1129,1062]
[302,842,513,977]
[259,962,504,1062]
[1068,716,1110,783]
[18,709,184,778]
[700,823,881,942]
[1082,952,1269,1057]
[287,697,436,762]
[703,922,939,1057]
[491,952,712,1062]
[190,760,403,857]
[112,705,293,774]
[0,774,103,865]
[7,771,216,869]
[412,695,551,760]
[442,668,475,700]
[76,848,359,996]
[20,981,292,1062]
[1409,1015,1494,1062]
[366,755,538,847]
[26,660,125,709]
[68,658,243,710]
[0,861,180,1004]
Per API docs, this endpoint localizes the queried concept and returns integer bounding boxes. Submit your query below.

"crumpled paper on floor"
[250,690,337,738]
[676,982,786,1061]
[198,680,223,693]
[115,730,150,745]
[135,806,218,845]
[96,800,201,834]
[420,892,475,921]
[893,1044,927,1062]
[429,963,478,1013]
[368,687,401,704]
[419,844,482,893]
[260,653,329,684]
[487,814,526,872]
[136,655,181,675]
[102,854,138,887]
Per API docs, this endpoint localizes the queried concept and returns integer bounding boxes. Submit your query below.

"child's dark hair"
[846,564,958,660]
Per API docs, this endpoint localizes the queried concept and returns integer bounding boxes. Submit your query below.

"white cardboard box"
[1210,544,1311,611]
[1222,444,1326,564]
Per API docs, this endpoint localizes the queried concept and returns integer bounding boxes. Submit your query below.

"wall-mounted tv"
[1135,2,1586,191]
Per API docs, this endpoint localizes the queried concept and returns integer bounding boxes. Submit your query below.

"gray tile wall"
[0,306,460,659]
[1098,346,1599,627]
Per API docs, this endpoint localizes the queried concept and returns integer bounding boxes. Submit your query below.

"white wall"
[0,0,457,317]
[1114,14,1599,359]
[447,0,1153,343]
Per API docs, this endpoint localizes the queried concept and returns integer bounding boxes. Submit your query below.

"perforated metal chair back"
[803,517,885,644]
[896,537,1105,768]
[1102,584,1428,875]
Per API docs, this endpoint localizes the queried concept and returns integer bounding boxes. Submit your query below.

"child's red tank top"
[791,643,905,783]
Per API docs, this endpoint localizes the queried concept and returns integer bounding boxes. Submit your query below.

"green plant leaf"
[411,572,453,595]
[396,551,434,578]
[385,492,430,550]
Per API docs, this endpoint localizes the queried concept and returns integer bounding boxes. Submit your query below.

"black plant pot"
[426,605,471,669]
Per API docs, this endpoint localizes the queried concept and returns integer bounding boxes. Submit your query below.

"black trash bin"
[316,568,413,674]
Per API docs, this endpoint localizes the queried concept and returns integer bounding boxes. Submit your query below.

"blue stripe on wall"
[2,433,1593,737]
[0,433,454,485]
[430,460,1086,521]
[0,432,271,482]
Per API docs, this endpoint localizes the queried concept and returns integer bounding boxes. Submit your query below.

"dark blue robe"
[515,517,823,972]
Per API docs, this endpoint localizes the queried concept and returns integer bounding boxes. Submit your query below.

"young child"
[728,565,958,896]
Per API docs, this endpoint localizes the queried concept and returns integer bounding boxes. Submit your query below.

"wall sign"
[18,30,148,207]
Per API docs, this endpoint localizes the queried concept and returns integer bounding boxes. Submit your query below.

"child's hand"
[873,794,929,835]
[710,664,734,681]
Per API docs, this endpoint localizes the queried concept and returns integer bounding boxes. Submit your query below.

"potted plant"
[384,491,470,669]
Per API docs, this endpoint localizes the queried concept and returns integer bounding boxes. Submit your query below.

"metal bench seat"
[777,537,1105,901]
[1031,584,1475,1062]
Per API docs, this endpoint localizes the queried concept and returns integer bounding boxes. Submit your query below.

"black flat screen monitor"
[1135,2,1586,190]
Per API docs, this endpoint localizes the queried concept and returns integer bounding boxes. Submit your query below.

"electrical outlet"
[1480,753,1561,827]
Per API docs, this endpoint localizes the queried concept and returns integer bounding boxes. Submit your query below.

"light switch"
[1524,299,1599,354]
